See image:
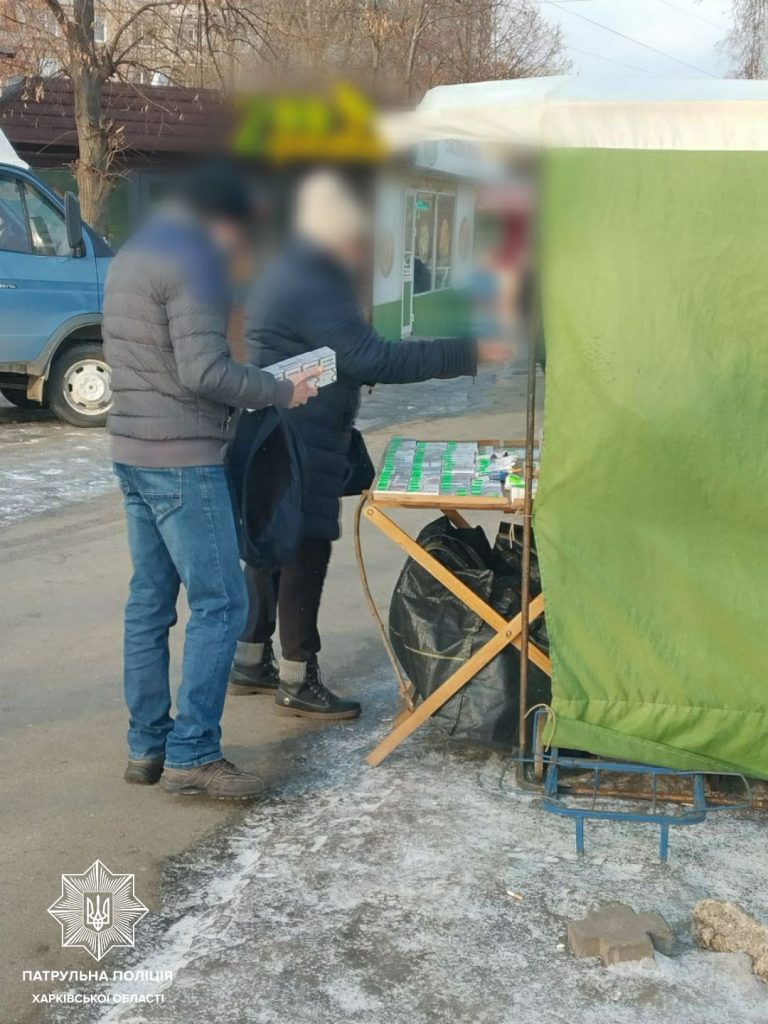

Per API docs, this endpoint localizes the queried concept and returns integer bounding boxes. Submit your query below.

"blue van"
[0,161,114,427]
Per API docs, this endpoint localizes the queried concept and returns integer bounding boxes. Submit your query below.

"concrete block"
[693,900,768,982]
[567,901,675,966]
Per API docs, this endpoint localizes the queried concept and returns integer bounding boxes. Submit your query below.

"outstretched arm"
[312,292,478,385]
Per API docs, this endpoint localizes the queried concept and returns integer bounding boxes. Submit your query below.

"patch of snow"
[0,417,115,525]
[48,671,768,1024]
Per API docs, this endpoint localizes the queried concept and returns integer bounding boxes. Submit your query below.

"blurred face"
[333,235,367,271]
[208,218,247,256]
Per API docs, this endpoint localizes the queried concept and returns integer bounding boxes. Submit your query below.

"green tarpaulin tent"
[383,77,768,779]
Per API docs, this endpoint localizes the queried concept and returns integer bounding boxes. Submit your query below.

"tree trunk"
[70,69,111,235]
[405,0,428,99]
[68,0,113,236]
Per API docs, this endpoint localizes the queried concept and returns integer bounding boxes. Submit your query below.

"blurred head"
[181,161,255,253]
[294,170,370,269]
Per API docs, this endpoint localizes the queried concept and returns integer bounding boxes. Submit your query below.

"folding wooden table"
[358,438,552,767]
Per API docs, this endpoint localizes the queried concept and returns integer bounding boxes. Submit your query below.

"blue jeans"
[114,464,248,769]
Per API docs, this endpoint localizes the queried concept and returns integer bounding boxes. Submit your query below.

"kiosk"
[367,77,768,784]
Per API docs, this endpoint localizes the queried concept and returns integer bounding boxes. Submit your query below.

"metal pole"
[516,302,539,777]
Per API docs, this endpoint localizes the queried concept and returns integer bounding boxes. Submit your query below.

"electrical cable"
[656,0,727,31]
[544,0,719,76]
[570,45,664,75]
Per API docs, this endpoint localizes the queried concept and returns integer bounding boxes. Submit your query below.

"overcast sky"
[537,0,733,79]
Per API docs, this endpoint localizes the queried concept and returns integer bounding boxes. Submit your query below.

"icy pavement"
[355,363,529,433]
[52,672,768,1024]
[0,403,113,526]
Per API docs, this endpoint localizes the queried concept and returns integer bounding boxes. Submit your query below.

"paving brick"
[567,901,675,966]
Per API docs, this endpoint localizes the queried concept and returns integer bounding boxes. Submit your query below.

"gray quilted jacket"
[103,209,292,467]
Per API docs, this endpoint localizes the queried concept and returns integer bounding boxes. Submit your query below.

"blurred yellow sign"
[233,84,385,163]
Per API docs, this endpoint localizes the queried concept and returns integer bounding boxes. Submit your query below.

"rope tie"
[524,701,557,749]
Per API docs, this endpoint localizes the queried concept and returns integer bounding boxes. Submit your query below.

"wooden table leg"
[443,508,471,529]
[368,626,513,766]
[364,504,551,674]
[362,500,550,766]
[367,593,545,766]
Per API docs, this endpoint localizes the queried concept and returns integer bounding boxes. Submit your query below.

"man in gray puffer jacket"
[103,163,319,800]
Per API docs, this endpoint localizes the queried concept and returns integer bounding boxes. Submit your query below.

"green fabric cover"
[536,149,768,779]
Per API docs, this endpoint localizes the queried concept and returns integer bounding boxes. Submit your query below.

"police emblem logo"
[48,860,148,961]
[84,892,112,931]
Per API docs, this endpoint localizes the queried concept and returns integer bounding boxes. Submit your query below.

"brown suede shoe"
[160,758,267,801]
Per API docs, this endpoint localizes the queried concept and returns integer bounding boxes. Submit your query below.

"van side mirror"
[64,191,84,255]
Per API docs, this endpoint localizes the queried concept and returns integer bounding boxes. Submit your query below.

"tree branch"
[39,0,70,33]
[106,1,176,60]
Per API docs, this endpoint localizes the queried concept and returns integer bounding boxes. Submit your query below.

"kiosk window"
[434,193,455,290]
[413,192,434,295]
[412,190,456,294]
[0,177,31,253]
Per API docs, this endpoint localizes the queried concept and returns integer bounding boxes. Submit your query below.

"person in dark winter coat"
[229,171,509,718]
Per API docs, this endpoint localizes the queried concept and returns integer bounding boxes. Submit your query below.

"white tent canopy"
[0,128,27,168]
[380,75,768,152]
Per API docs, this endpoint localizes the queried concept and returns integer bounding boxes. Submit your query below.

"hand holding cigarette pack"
[264,346,337,389]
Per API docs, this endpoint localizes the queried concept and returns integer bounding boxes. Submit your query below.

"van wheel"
[48,343,112,428]
[0,387,47,410]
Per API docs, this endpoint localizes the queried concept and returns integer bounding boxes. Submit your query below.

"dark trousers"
[241,538,332,662]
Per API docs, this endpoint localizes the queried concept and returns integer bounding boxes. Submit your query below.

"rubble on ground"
[693,900,768,982]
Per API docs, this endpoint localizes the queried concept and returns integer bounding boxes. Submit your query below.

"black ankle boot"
[274,656,361,720]
[229,639,279,694]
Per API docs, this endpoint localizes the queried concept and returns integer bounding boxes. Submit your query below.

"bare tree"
[403,0,569,95]
[0,0,567,230]
[256,0,568,100]
[723,0,768,78]
[0,0,273,232]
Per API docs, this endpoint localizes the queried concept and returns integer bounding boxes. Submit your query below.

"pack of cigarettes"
[263,346,337,389]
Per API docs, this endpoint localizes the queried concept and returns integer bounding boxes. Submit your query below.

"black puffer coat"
[246,240,478,540]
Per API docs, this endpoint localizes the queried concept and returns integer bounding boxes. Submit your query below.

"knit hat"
[181,161,255,225]
[294,171,370,248]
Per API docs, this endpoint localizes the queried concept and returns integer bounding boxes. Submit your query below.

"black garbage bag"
[493,520,552,661]
[388,516,551,751]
